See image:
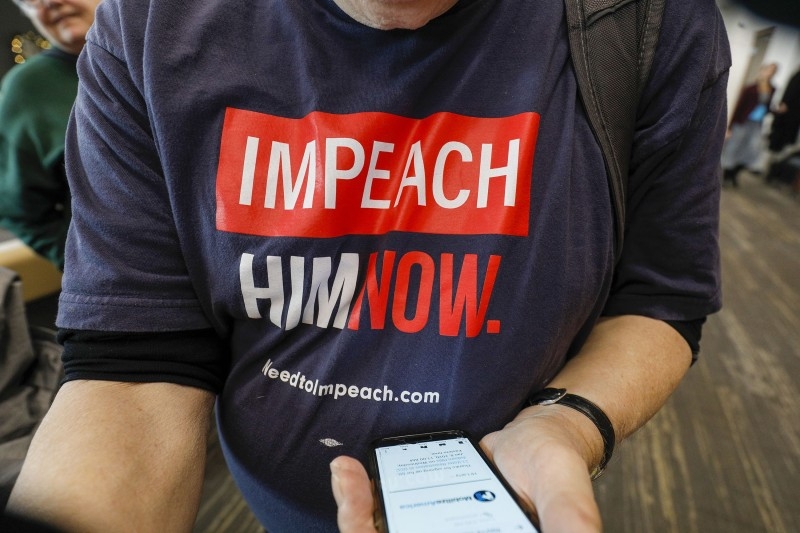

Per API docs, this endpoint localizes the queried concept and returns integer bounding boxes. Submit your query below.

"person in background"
[0,0,102,270]
[7,0,729,532]
[720,63,778,188]
[767,69,800,160]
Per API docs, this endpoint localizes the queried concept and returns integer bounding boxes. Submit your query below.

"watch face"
[532,388,567,405]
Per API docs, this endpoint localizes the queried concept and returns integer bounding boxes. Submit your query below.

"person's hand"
[331,456,378,533]
[480,406,603,533]
[331,405,604,533]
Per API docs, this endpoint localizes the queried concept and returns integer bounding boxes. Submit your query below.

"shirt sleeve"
[56,9,225,386]
[603,0,731,324]
[59,328,230,393]
[58,23,212,333]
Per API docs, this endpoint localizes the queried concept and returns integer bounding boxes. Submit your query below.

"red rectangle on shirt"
[216,108,538,237]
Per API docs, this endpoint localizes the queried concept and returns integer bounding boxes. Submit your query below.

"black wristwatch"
[527,387,616,480]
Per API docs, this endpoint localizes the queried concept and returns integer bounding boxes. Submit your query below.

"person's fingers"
[331,456,377,533]
[482,427,601,533]
[531,455,600,533]
[537,490,601,533]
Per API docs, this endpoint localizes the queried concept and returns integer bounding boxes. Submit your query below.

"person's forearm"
[8,380,215,533]
[531,314,693,471]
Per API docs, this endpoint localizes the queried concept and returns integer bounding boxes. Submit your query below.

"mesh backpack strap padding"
[564,0,665,259]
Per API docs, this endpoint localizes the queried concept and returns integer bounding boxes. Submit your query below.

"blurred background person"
[0,0,101,270]
[721,62,778,187]
[767,68,800,159]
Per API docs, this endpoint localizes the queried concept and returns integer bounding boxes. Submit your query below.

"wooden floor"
[595,173,800,533]
[193,172,800,533]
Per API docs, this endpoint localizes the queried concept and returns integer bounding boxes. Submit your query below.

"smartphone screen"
[369,430,540,533]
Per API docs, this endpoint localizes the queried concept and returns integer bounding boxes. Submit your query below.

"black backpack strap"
[564,0,665,260]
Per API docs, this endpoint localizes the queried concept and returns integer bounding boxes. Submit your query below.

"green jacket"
[0,49,78,270]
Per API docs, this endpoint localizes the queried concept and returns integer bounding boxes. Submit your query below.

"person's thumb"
[331,456,377,533]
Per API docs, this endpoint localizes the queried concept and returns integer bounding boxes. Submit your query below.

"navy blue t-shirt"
[58,0,730,530]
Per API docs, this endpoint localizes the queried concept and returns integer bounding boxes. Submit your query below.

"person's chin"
[54,29,87,54]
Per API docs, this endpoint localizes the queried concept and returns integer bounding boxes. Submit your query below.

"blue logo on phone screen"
[473,490,496,502]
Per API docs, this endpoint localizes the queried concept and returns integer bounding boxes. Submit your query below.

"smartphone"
[368,430,540,533]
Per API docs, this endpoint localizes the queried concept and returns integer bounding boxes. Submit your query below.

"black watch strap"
[527,387,616,480]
